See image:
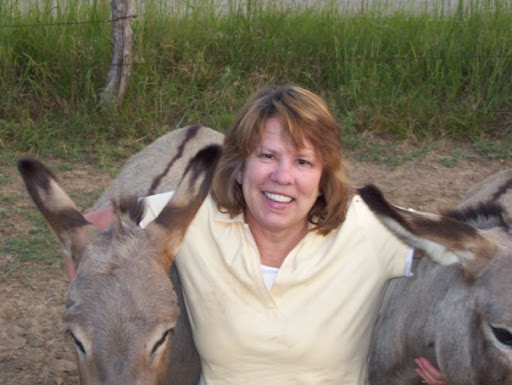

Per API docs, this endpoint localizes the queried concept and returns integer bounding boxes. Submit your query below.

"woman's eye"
[297,159,311,166]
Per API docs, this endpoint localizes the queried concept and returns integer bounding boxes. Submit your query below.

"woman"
[86,85,448,384]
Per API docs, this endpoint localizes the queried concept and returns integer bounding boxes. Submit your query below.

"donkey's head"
[18,145,221,385]
[360,184,512,381]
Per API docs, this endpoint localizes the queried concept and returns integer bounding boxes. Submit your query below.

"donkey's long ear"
[357,184,496,272]
[149,145,222,270]
[18,159,95,267]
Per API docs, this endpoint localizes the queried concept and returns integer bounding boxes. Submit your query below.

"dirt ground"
[1,143,511,385]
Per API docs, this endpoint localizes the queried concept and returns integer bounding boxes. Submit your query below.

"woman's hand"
[415,357,450,385]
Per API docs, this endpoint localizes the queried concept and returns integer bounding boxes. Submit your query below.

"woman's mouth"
[264,192,293,203]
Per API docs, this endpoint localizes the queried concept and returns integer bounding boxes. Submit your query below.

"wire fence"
[2,10,511,74]
[1,8,510,91]
[1,4,510,141]
[2,56,510,72]
[2,13,511,69]
[0,15,137,29]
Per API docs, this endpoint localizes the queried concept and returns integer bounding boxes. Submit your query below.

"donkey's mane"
[491,178,512,202]
[113,195,146,226]
[443,201,509,231]
[85,196,148,276]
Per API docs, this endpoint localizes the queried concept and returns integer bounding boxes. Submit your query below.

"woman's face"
[237,117,323,235]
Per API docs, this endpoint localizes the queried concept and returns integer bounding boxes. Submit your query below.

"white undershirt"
[260,264,280,290]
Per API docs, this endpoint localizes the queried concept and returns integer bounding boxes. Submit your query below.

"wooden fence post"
[99,0,135,109]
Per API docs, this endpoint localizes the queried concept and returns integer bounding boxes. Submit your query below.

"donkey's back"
[94,125,224,210]
[458,168,512,219]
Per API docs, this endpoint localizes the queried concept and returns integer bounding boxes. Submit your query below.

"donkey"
[18,139,221,385]
[361,170,512,384]
[93,125,224,210]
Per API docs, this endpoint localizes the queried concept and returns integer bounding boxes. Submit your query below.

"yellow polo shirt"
[142,194,409,385]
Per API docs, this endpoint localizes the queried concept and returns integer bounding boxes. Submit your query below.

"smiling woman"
[137,84,449,384]
[211,85,351,235]
[235,117,324,267]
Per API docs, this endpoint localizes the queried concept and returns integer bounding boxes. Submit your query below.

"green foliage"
[2,210,60,277]
[473,136,512,159]
[0,0,511,160]
[350,139,432,166]
[438,153,462,168]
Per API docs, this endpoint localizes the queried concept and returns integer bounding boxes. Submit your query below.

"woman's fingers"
[415,357,450,385]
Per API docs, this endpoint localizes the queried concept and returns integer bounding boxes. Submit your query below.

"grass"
[352,140,432,166]
[3,212,58,264]
[0,0,510,164]
[1,209,62,282]
[437,152,463,168]
[473,136,512,159]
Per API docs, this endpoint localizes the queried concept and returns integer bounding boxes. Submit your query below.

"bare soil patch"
[1,146,511,385]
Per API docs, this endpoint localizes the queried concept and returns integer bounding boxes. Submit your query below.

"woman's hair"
[211,85,353,235]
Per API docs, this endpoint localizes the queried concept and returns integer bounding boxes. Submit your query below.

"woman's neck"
[247,221,309,268]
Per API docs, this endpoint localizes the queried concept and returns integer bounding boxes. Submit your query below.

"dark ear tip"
[17,158,42,175]
[195,144,222,164]
[187,145,222,175]
[357,184,382,201]
[17,158,32,172]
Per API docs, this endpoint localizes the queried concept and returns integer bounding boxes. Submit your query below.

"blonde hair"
[211,85,353,235]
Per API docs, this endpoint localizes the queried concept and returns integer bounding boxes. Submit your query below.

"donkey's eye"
[491,326,512,347]
[68,330,86,356]
[151,329,172,355]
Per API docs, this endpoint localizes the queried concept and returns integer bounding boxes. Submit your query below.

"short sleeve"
[351,195,410,278]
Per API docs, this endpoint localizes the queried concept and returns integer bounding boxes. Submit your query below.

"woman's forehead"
[262,117,313,145]
[256,120,319,159]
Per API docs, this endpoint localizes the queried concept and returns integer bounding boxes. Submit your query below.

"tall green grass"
[0,0,511,159]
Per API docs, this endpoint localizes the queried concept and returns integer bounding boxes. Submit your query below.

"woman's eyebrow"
[258,145,276,153]
[296,148,317,157]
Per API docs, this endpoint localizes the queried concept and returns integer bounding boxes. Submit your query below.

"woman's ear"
[236,165,244,185]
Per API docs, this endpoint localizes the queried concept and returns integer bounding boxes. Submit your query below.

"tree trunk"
[99,0,134,109]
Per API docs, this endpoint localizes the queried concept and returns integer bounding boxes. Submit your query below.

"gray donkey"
[362,170,512,384]
[18,128,221,385]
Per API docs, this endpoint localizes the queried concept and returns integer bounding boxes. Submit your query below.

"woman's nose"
[271,161,293,184]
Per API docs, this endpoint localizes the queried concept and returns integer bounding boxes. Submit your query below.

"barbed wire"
[0,54,510,72]
[0,14,137,29]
